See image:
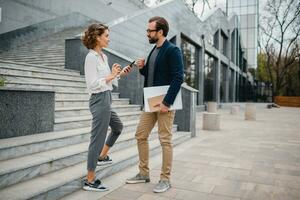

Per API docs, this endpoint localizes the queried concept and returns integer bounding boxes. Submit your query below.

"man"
[126,16,184,193]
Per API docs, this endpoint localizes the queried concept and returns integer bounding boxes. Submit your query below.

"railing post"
[174,83,198,137]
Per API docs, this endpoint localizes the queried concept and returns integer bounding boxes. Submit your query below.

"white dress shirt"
[84,49,118,95]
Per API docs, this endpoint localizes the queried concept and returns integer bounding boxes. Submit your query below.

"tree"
[260,0,300,98]
[283,48,300,95]
[184,0,211,16]
[139,0,151,5]
[256,53,271,83]
[155,0,213,17]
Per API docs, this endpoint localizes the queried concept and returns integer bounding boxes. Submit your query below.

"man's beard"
[148,37,158,44]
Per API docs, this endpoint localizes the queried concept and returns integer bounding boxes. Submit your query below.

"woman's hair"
[82,23,109,49]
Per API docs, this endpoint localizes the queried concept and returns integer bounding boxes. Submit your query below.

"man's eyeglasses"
[146,29,158,33]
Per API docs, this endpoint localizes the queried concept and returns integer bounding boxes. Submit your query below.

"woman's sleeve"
[84,55,107,91]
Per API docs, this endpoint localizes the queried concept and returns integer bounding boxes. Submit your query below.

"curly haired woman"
[81,23,132,191]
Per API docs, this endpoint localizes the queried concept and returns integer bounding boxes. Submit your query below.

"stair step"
[0,126,178,189]
[0,59,79,76]
[0,128,176,189]
[4,82,87,93]
[0,67,85,82]
[4,75,87,87]
[54,117,139,131]
[0,132,190,200]
[55,92,120,100]
[0,121,175,162]
[54,111,141,131]
[0,127,91,161]
[0,56,65,62]
[26,60,65,64]
[54,111,141,123]
[61,131,189,200]
[55,97,130,111]
[55,104,139,117]
[3,55,65,60]
[1,51,65,57]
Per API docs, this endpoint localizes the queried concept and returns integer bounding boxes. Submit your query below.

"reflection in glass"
[220,63,227,102]
[204,53,215,102]
[181,38,197,89]
[220,31,228,57]
[229,69,234,102]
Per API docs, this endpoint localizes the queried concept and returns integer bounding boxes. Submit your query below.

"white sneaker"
[83,179,109,192]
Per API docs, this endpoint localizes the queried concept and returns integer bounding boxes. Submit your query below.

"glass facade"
[181,37,198,89]
[229,69,234,102]
[220,63,227,102]
[223,0,259,69]
[204,53,215,102]
[213,30,219,49]
[220,31,228,57]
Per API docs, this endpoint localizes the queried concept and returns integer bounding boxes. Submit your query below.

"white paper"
[143,85,182,112]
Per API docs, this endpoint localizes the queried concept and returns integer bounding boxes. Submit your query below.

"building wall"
[0,0,145,34]
[0,0,254,104]
[104,0,253,104]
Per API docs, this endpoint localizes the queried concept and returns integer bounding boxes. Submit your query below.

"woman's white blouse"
[84,49,118,95]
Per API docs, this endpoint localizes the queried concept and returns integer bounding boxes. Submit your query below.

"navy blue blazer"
[139,40,184,106]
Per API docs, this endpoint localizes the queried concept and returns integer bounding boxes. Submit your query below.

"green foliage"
[0,76,6,87]
[248,68,256,78]
[256,53,270,82]
[282,61,300,96]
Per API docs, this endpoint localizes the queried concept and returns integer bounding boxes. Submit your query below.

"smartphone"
[129,60,135,68]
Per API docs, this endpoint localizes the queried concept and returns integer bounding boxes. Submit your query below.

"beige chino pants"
[135,111,175,181]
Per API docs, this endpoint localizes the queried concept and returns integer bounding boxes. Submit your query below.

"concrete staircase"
[0,27,84,69]
[0,27,191,199]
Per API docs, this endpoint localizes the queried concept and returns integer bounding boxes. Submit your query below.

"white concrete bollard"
[245,103,256,120]
[202,112,220,130]
[230,105,240,115]
[207,101,217,113]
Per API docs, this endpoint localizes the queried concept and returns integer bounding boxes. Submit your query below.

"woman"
[81,23,132,191]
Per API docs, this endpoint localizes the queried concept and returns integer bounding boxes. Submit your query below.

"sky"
[146,0,228,16]
[145,0,268,17]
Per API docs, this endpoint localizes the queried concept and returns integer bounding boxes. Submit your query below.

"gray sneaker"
[126,173,150,184]
[153,180,171,193]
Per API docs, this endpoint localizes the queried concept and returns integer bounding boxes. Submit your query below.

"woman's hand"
[120,65,132,77]
[111,63,121,77]
[106,63,121,83]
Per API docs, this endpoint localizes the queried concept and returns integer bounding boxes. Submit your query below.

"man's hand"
[154,102,169,113]
[136,58,145,69]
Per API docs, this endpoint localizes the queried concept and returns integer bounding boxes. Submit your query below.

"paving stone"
[105,187,144,200]
[93,107,300,200]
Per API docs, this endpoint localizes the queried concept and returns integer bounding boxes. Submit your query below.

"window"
[220,31,228,57]
[247,0,257,6]
[220,63,228,102]
[231,30,235,61]
[247,14,256,28]
[204,53,216,102]
[181,37,198,89]
[207,34,214,46]
[213,30,219,49]
[229,69,234,102]
[247,5,256,14]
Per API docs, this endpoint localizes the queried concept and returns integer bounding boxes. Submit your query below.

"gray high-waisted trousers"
[87,90,123,171]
